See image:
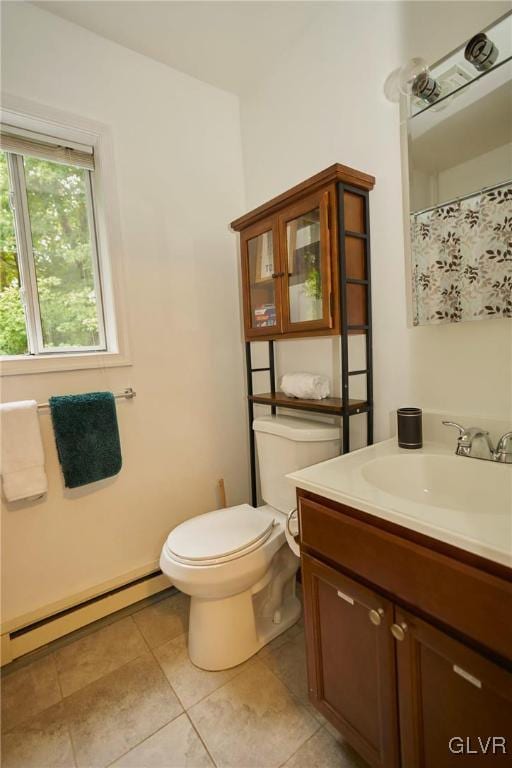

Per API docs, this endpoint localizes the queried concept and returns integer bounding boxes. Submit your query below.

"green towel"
[49,391,122,488]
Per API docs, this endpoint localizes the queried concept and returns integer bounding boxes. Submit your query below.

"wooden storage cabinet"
[298,492,512,768]
[237,166,376,506]
[231,164,375,341]
[302,554,400,768]
[396,609,512,767]
[299,496,512,661]
[239,186,335,339]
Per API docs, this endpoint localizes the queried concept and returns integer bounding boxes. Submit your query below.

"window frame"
[5,150,108,355]
[0,97,131,376]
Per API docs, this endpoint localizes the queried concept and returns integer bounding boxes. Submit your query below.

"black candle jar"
[397,407,423,449]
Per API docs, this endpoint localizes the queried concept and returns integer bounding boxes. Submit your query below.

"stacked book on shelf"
[254,303,276,327]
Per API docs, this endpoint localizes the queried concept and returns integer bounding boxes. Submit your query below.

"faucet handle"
[442,421,466,437]
[495,431,512,464]
[496,431,512,449]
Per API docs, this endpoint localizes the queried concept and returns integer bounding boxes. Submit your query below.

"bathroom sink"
[361,453,509,515]
[287,438,512,567]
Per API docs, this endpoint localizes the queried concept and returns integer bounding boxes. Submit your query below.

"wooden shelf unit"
[231,164,376,343]
[233,164,375,506]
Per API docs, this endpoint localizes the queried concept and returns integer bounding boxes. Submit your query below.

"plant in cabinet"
[304,250,322,300]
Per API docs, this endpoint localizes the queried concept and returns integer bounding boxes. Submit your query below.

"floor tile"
[284,726,369,768]
[111,713,213,768]
[55,616,147,696]
[154,633,252,709]
[189,659,319,768]
[65,651,183,768]
[1,654,62,731]
[257,622,303,660]
[1,702,75,768]
[133,592,189,648]
[259,632,324,722]
[260,633,307,699]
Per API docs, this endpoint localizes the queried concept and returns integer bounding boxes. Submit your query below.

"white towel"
[0,400,47,502]
[280,373,330,400]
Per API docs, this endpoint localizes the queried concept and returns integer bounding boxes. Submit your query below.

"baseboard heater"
[1,569,171,666]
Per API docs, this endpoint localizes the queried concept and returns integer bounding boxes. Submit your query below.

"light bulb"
[465,32,499,71]
[399,58,429,96]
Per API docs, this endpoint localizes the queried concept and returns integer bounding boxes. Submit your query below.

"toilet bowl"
[160,415,340,671]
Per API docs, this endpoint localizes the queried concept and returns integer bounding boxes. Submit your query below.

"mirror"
[405,12,512,326]
[409,12,512,118]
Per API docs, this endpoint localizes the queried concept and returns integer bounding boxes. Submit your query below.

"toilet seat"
[165,504,276,566]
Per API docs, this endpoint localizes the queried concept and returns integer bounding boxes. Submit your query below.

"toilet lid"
[165,505,276,566]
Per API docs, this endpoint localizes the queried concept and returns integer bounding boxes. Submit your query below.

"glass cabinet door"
[241,220,281,336]
[279,190,333,333]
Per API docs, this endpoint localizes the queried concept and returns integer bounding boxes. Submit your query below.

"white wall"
[438,143,512,201]
[240,0,512,437]
[412,143,512,210]
[0,2,248,624]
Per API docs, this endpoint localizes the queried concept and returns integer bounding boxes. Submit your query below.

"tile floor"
[1,589,368,768]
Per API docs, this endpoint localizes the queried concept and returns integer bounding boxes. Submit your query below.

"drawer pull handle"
[337,590,354,605]
[391,622,407,641]
[369,608,384,626]
[453,665,482,689]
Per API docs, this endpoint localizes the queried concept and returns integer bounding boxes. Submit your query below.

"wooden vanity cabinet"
[231,164,375,341]
[302,554,400,768]
[298,491,512,768]
[396,608,512,767]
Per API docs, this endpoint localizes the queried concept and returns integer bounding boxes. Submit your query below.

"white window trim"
[0,94,131,376]
[7,152,110,355]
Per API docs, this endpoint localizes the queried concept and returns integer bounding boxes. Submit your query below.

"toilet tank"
[253,415,341,513]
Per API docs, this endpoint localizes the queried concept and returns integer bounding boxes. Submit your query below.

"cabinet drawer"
[299,497,512,662]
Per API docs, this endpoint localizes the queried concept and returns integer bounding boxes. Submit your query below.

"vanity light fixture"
[464,32,499,71]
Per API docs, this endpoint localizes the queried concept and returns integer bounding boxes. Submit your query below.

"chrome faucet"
[442,421,512,463]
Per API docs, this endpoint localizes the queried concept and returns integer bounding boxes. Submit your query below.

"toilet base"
[255,590,302,652]
[188,546,301,671]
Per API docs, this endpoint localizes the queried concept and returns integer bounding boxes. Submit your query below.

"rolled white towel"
[280,373,330,400]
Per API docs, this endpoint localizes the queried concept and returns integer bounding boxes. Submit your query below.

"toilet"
[160,415,340,670]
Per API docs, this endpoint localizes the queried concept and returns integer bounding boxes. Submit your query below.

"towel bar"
[37,388,136,410]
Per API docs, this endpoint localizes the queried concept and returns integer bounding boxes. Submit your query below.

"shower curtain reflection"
[411,183,511,325]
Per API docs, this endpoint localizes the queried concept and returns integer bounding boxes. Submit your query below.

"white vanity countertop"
[287,439,512,569]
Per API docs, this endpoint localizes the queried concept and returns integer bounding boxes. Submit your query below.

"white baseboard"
[1,568,171,666]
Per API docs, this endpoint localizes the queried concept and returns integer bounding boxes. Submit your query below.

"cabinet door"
[302,554,400,768]
[279,189,334,334]
[240,218,282,338]
[394,607,512,767]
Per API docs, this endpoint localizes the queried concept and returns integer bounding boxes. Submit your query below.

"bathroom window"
[0,128,111,358]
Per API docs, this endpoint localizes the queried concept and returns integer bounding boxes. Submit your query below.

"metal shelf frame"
[245,182,373,507]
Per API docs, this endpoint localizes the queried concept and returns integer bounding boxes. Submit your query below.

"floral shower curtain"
[410,184,512,325]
